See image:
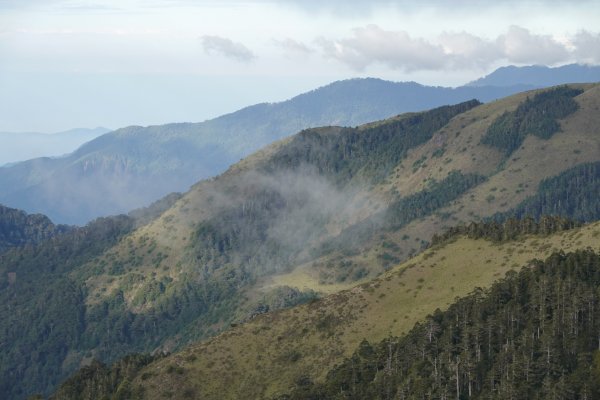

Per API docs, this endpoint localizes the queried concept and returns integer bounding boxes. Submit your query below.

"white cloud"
[316,25,599,72]
[201,35,256,62]
[316,24,446,72]
[496,25,569,64]
[438,31,501,68]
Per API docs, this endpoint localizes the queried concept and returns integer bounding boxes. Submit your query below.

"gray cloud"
[201,35,256,62]
[573,30,600,64]
[496,25,569,65]
[274,38,314,57]
[317,25,598,72]
[316,25,447,72]
[438,32,502,69]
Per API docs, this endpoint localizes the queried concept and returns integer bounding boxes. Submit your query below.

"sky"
[0,0,599,132]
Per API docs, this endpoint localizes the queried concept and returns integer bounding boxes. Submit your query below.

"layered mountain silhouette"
[466,63,600,87]
[6,64,598,225]
[0,127,109,167]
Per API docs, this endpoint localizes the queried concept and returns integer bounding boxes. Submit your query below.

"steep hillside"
[282,250,600,399]
[5,83,600,399]
[0,215,136,399]
[0,79,535,225]
[0,204,70,254]
[52,220,600,399]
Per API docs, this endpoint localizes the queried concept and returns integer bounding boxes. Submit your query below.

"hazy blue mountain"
[0,79,533,225]
[466,63,600,87]
[0,127,110,166]
[5,65,592,225]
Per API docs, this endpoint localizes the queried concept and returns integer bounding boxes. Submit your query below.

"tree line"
[481,86,582,156]
[282,250,600,399]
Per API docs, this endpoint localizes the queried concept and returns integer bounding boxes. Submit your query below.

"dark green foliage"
[432,215,580,245]
[50,353,162,400]
[0,204,70,254]
[498,162,600,223]
[433,162,600,246]
[283,250,600,399]
[0,215,135,285]
[481,86,582,155]
[0,278,85,399]
[0,216,135,399]
[386,171,486,229]
[266,100,481,185]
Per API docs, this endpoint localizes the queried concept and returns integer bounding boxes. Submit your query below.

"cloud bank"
[315,25,600,71]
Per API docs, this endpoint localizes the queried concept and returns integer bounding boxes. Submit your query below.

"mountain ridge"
[0,78,545,225]
[466,63,600,87]
[3,83,600,399]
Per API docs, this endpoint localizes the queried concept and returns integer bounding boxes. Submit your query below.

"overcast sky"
[1,0,599,132]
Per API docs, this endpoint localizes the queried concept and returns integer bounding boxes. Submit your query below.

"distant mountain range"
[466,63,600,87]
[1,64,599,225]
[0,127,110,167]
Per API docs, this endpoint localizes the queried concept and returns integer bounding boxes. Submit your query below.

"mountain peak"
[466,63,600,87]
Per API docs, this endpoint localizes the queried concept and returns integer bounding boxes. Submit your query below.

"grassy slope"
[259,83,600,293]
[130,221,600,399]
[74,83,599,308]
[67,83,600,362]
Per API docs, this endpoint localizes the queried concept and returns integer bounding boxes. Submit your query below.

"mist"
[0,127,109,166]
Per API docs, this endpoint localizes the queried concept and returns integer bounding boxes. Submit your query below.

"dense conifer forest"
[480,86,583,155]
[499,162,600,222]
[282,250,600,399]
[265,100,481,185]
[0,216,135,399]
[0,205,70,254]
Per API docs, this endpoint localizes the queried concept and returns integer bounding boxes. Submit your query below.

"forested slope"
[51,219,600,399]
[0,216,135,399]
[4,83,600,399]
[0,204,69,254]
[283,250,600,399]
